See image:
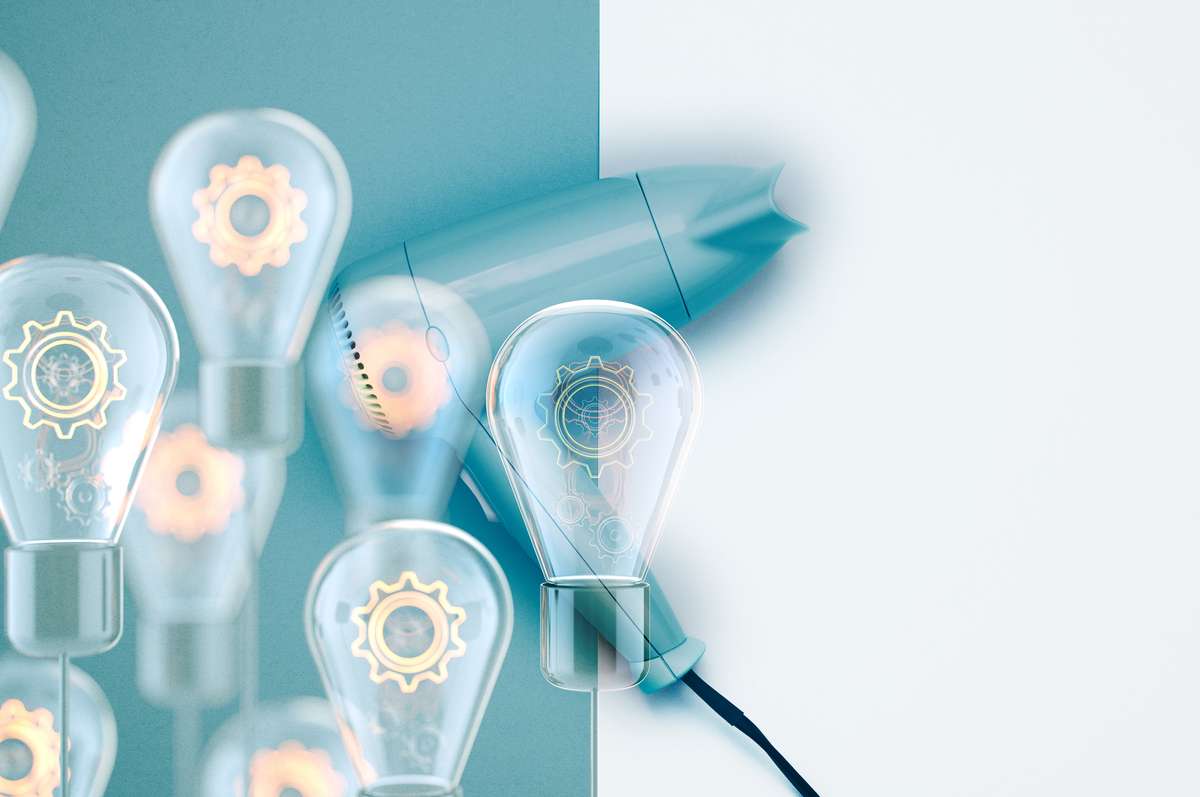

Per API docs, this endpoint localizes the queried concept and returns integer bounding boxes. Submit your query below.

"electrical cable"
[681,669,819,796]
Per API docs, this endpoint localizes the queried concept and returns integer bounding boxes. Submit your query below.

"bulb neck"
[4,542,123,657]
[136,617,237,708]
[540,580,650,692]
[200,360,302,452]
[360,779,462,797]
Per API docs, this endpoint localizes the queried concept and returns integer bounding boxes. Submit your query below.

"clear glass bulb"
[487,300,700,581]
[201,697,357,797]
[0,255,179,656]
[307,258,489,530]
[150,108,351,450]
[123,389,284,707]
[306,521,512,797]
[487,300,700,690]
[0,655,116,797]
[0,50,35,232]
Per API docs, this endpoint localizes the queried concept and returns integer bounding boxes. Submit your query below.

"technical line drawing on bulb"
[18,427,111,526]
[18,449,60,492]
[58,471,109,526]
[192,154,309,277]
[536,355,653,478]
[246,740,346,797]
[342,320,451,438]
[589,514,637,562]
[2,310,127,439]
[350,572,467,693]
[0,698,62,796]
[134,422,245,542]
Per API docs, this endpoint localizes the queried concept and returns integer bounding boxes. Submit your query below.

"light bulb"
[201,697,356,797]
[150,109,351,451]
[123,389,284,708]
[0,656,116,797]
[487,300,700,690]
[0,255,178,657]
[0,50,35,232]
[308,257,489,530]
[306,521,512,797]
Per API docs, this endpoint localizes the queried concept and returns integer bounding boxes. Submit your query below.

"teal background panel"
[0,2,597,794]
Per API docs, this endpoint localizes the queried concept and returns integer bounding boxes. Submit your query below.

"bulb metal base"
[200,360,302,452]
[4,542,123,657]
[137,618,236,708]
[540,580,649,692]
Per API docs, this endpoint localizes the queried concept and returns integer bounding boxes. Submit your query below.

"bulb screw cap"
[200,360,302,452]
[5,542,123,657]
[540,580,650,692]
[137,618,236,708]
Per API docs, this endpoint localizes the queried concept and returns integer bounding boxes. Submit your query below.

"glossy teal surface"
[0,3,597,794]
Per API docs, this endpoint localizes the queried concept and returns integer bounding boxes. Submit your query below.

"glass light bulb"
[487,300,700,690]
[150,108,351,450]
[0,655,116,797]
[201,697,357,797]
[123,389,284,707]
[306,521,512,797]
[308,259,489,530]
[0,255,179,656]
[0,50,35,232]
[487,300,700,581]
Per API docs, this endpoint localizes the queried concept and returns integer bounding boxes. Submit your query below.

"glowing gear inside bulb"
[350,572,467,693]
[2,310,128,440]
[134,423,245,542]
[0,699,61,797]
[537,355,652,478]
[248,741,346,797]
[345,321,451,438]
[191,155,309,277]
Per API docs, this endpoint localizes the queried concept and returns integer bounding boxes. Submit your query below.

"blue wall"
[0,2,597,793]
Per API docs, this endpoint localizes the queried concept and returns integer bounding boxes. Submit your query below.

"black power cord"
[682,670,821,796]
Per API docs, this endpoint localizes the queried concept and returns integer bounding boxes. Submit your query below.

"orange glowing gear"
[191,154,308,277]
[0,699,61,797]
[2,310,128,440]
[134,424,245,542]
[347,322,451,438]
[248,741,347,797]
[350,571,467,693]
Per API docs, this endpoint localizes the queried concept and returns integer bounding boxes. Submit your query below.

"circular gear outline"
[247,740,346,797]
[2,310,127,440]
[135,423,246,543]
[0,698,61,797]
[344,321,451,438]
[350,571,467,694]
[191,154,309,277]
[536,355,653,478]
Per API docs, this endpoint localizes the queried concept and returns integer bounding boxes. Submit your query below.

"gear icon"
[0,698,61,797]
[247,741,346,797]
[18,451,60,493]
[135,424,245,542]
[589,515,637,562]
[345,321,451,438]
[351,572,467,693]
[2,310,127,440]
[537,355,652,478]
[192,154,309,277]
[59,472,109,526]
